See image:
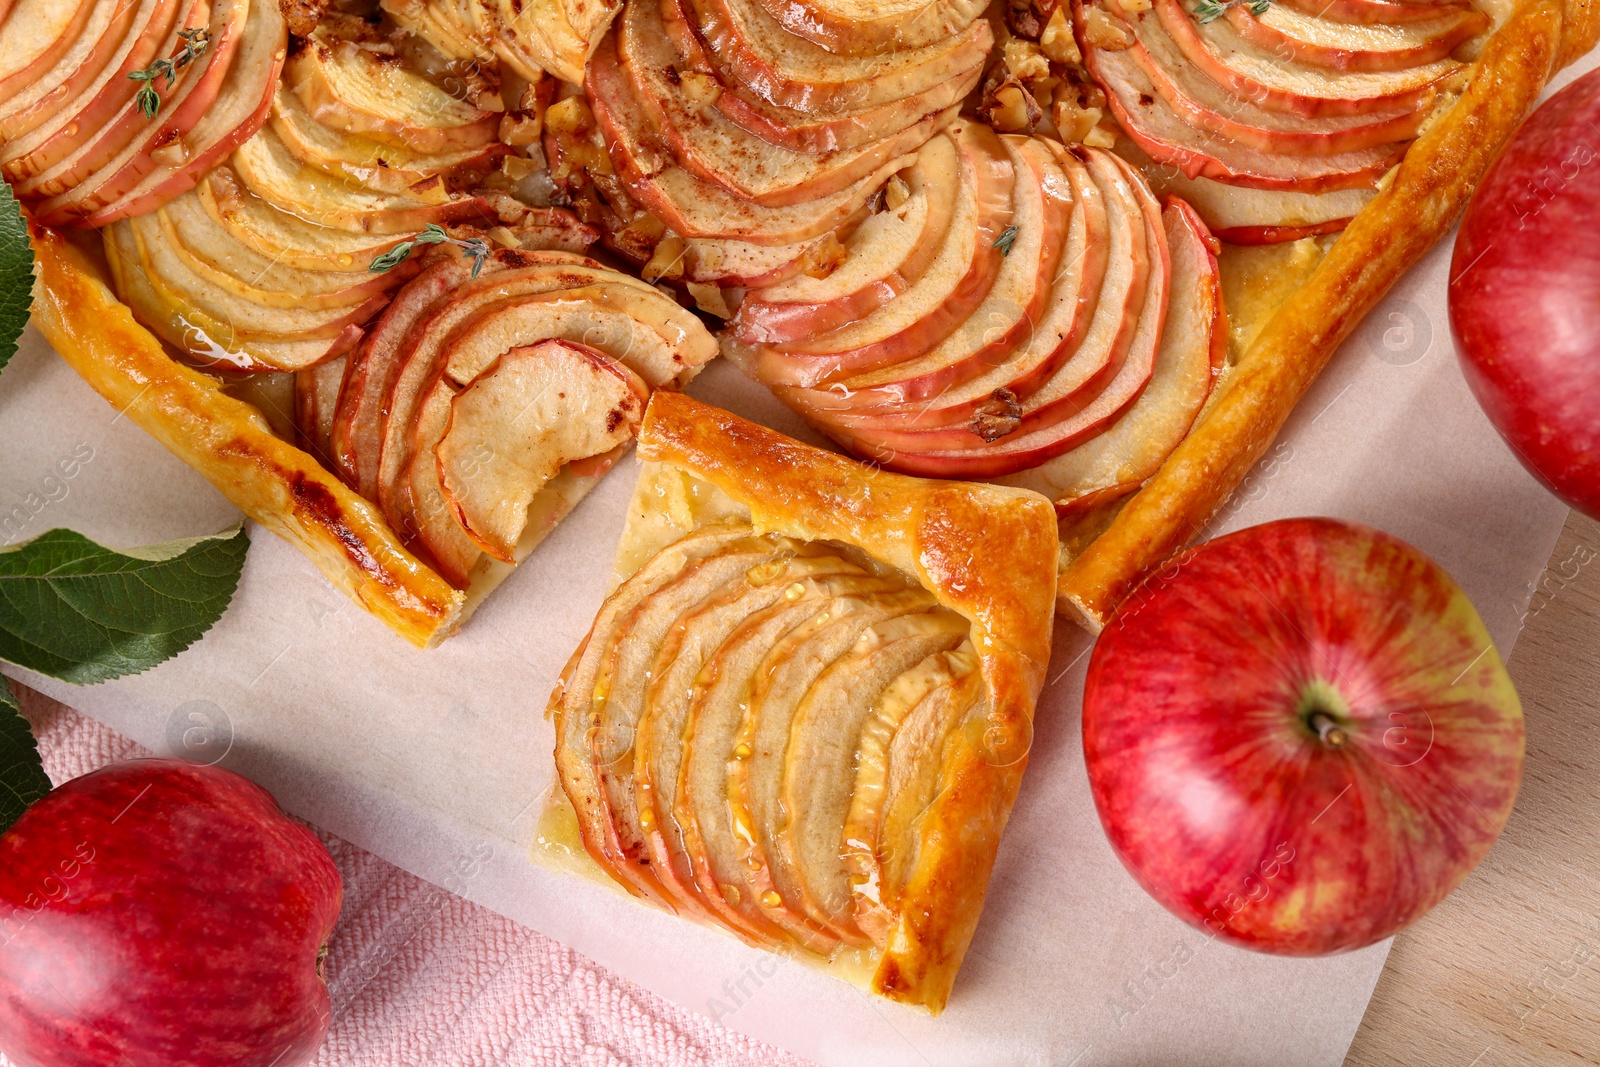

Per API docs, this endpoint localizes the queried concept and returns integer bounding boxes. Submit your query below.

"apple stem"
[1309,712,1349,750]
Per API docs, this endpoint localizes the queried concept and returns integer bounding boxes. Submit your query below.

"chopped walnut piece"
[884,174,911,210]
[1039,6,1082,63]
[279,0,325,37]
[678,69,723,112]
[1053,82,1106,144]
[1005,0,1058,39]
[799,232,849,279]
[1083,6,1135,49]
[972,389,1023,442]
[643,236,687,282]
[980,78,1043,134]
[686,282,733,318]
[1003,39,1052,83]
[500,111,541,147]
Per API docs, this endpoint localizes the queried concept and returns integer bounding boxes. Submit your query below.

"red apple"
[0,759,342,1067]
[1082,517,1523,955]
[1449,67,1600,520]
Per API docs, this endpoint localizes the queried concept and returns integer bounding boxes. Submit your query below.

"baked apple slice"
[842,649,983,945]
[67,0,287,227]
[0,0,96,106]
[552,524,760,906]
[730,131,960,345]
[676,0,992,113]
[752,0,987,55]
[777,611,971,942]
[285,26,498,155]
[269,81,505,194]
[616,0,959,208]
[737,120,1014,388]
[11,0,226,204]
[435,340,649,561]
[0,0,132,141]
[197,167,412,271]
[1222,2,1487,72]
[0,0,183,176]
[293,356,348,462]
[230,127,493,234]
[1001,199,1226,512]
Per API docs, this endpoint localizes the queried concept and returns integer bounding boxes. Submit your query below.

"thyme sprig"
[1193,0,1271,23]
[993,225,1020,256]
[128,28,212,119]
[369,224,492,278]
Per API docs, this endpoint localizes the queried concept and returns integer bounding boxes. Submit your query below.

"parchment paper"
[3,57,1591,1064]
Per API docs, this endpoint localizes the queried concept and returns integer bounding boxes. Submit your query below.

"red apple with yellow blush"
[1082,517,1524,955]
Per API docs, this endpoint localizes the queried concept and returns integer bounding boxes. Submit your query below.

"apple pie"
[542,390,1058,1012]
[16,0,1600,654]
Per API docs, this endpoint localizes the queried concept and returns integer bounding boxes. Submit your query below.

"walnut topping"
[678,69,723,112]
[972,389,1023,442]
[1005,0,1058,38]
[1083,6,1135,49]
[884,174,911,210]
[1039,7,1082,64]
[500,111,541,147]
[643,235,687,282]
[1003,39,1052,83]
[799,232,849,279]
[979,78,1043,134]
[278,0,326,37]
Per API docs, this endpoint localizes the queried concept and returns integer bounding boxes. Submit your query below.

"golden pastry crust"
[611,391,1059,1011]
[1059,0,1595,629]
[26,219,467,648]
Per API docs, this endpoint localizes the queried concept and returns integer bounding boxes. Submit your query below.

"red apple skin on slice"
[7,0,213,197]
[752,0,987,56]
[743,120,1016,388]
[730,134,959,345]
[0,0,138,142]
[30,0,252,224]
[1222,2,1487,74]
[1001,198,1227,513]
[0,0,96,107]
[435,340,649,563]
[553,525,760,909]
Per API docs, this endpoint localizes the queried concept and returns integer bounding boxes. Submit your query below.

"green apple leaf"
[0,525,249,685]
[0,675,50,836]
[0,181,33,375]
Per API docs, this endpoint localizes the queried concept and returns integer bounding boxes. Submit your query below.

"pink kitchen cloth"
[5,689,815,1067]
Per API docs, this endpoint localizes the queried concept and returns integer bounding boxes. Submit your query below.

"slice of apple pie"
[543,391,1058,1012]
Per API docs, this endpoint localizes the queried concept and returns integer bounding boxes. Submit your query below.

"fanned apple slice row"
[269,81,505,194]
[0,0,95,104]
[435,340,650,561]
[156,189,413,310]
[1150,0,1460,117]
[630,555,880,929]
[586,34,904,245]
[0,0,180,174]
[585,537,806,905]
[1085,15,1406,193]
[10,0,220,202]
[102,220,361,374]
[727,592,948,947]
[752,0,987,56]
[71,0,285,227]
[617,0,958,208]
[231,127,493,234]
[635,560,898,935]
[552,524,762,907]
[0,0,129,140]
[659,0,981,155]
[842,648,983,945]
[778,612,971,942]
[676,0,993,113]
[1277,0,1482,24]
[731,132,959,346]
[841,153,1172,478]
[1125,9,1433,156]
[381,0,479,63]
[1002,199,1225,513]
[285,28,498,155]
[1223,1,1487,71]
[810,135,1071,411]
[735,120,1014,389]
[1122,139,1377,242]
[813,141,1112,433]
[198,167,414,271]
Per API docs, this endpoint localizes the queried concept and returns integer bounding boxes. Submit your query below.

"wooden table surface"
[1347,510,1600,1066]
